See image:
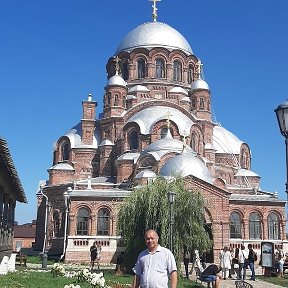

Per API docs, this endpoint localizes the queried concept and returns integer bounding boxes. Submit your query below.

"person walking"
[231,247,240,279]
[243,244,256,281]
[132,229,177,288]
[95,243,102,269]
[90,241,98,270]
[183,246,190,279]
[220,246,232,280]
[238,245,248,280]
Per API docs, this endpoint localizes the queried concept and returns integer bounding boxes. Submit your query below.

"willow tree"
[117,177,211,272]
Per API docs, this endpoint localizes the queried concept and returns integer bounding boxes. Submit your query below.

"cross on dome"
[165,110,172,128]
[195,59,203,79]
[114,56,120,75]
[149,0,161,22]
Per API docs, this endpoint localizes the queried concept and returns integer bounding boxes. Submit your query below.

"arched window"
[97,208,110,235]
[77,208,89,235]
[61,142,69,161]
[53,211,60,237]
[249,212,262,239]
[160,127,168,139]
[191,97,196,110]
[199,97,205,110]
[114,94,119,106]
[188,64,193,83]
[230,212,242,238]
[137,58,146,79]
[173,60,182,81]
[121,61,129,80]
[129,130,139,150]
[268,212,280,240]
[191,133,196,151]
[155,58,165,78]
[240,148,249,169]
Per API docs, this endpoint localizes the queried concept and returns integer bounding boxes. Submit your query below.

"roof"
[115,22,193,55]
[126,105,194,135]
[53,122,100,151]
[14,223,36,238]
[0,137,27,203]
[159,149,214,184]
[213,125,244,154]
[229,194,286,203]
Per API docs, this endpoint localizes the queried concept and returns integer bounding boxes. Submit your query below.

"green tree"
[117,177,211,272]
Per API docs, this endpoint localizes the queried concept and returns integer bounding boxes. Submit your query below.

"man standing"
[244,244,256,281]
[183,246,190,279]
[132,229,177,288]
[90,241,98,270]
[238,244,248,280]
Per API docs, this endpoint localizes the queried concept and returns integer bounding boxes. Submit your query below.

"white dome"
[191,79,209,90]
[159,150,214,183]
[126,105,194,135]
[169,87,188,95]
[53,122,100,151]
[213,125,243,154]
[116,22,193,55]
[49,162,75,171]
[128,85,150,93]
[127,94,137,100]
[235,168,259,177]
[135,169,157,179]
[180,96,191,103]
[107,74,126,87]
[99,139,114,146]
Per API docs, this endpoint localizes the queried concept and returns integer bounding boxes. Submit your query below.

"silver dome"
[107,74,126,87]
[53,122,100,151]
[99,139,114,146]
[49,162,75,171]
[213,125,243,154]
[169,86,188,95]
[116,22,193,55]
[235,168,259,177]
[128,85,150,93]
[126,105,194,135]
[135,169,157,179]
[159,150,214,183]
[191,78,209,90]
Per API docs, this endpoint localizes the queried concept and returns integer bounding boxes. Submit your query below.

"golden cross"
[165,111,172,128]
[149,0,161,22]
[114,56,120,75]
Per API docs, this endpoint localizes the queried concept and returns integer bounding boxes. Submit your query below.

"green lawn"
[258,275,288,287]
[3,268,287,288]
[0,269,203,288]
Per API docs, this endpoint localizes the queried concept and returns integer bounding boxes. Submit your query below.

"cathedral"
[35,2,287,264]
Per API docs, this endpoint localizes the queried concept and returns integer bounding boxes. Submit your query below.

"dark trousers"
[184,259,189,278]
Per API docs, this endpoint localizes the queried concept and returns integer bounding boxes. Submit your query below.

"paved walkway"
[187,266,284,288]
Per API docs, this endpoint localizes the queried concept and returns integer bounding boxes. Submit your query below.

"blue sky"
[1,0,288,224]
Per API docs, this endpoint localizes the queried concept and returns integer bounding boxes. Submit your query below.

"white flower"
[98,277,106,287]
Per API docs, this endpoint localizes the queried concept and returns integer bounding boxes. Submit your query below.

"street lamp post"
[274,100,288,220]
[167,191,176,253]
[60,187,71,260]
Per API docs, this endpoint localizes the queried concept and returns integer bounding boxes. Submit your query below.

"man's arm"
[132,275,141,288]
[170,270,177,288]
